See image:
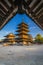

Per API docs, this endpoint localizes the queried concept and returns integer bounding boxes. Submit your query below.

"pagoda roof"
[18,22,28,26]
[15,38,32,42]
[15,38,29,41]
[16,29,29,32]
[17,25,29,29]
[15,33,29,35]
[4,33,15,37]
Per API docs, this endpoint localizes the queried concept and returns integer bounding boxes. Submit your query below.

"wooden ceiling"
[0,0,43,30]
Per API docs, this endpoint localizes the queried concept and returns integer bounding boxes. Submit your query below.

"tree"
[41,37,43,43]
[35,34,43,44]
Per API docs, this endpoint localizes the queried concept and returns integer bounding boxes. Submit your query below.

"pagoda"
[3,33,15,46]
[15,21,33,45]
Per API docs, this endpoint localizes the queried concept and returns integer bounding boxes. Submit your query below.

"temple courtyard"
[0,45,43,65]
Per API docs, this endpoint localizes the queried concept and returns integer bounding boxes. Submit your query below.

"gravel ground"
[0,45,43,65]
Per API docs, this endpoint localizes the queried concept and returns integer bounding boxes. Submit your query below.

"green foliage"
[41,37,43,43]
[35,34,43,44]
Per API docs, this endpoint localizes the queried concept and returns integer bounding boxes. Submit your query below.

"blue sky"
[0,14,43,40]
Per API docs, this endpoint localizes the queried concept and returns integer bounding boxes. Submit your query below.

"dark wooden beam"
[0,0,10,10]
[0,10,5,17]
[26,0,33,5]
[0,16,3,21]
[29,0,41,12]
[0,4,7,13]
[8,0,14,6]
[35,3,43,14]
[36,9,43,18]
[0,9,6,16]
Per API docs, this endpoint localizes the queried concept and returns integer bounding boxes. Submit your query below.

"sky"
[0,14,43,40]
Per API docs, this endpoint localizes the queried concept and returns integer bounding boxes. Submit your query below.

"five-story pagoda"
[16,21,31,45]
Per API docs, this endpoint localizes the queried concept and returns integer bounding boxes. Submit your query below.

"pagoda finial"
[22,18,25,23]
[22,18,24,22]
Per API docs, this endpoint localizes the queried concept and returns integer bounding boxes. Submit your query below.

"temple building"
[0,0,43,30]
[3,33,15,46]
[15,21,33,45]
